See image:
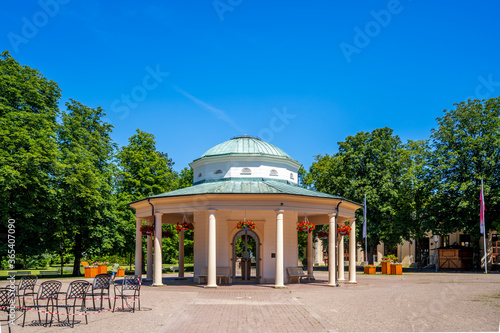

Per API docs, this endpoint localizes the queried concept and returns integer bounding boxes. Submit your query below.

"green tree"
[306,127,404,262]
[429,97,500,268]
[0,51,61,265]
[115,129,178,267]
[175,167,193,190]
[57,99,117,275]
[394,140,435,269]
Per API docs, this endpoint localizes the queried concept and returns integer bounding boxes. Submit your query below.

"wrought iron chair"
[53,280,90,328]
[0,288,14,333]
[22,280,62,327]
[87,274,112,310]
[113,275,141,313]
[16,275,38,308]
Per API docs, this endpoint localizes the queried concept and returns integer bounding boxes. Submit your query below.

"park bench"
[197,267,231,284]
[286,267,312,283]
[40,270,60,277]
[169,266,179,272]
[7,271,31,278]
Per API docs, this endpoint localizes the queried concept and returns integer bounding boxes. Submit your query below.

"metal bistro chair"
[22,280,62,327]
[53,280,90,328]
[16,275,38,308]
[113,275,141,313]
[87,274,112,311]
[0,288,14,333]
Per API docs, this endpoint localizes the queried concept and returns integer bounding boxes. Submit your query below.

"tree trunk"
[472,234,481,271]
[72,234,83,276]
[416,241,422,271]
[369,245,377,265]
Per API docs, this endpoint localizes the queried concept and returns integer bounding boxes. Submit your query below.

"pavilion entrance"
[232,230,260,283]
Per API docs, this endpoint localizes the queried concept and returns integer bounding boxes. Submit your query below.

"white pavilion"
[129,135,361,287]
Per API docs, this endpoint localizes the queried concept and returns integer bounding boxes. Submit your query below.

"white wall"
[192,158,299,185]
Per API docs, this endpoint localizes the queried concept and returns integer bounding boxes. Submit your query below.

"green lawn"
[0,263,194,280]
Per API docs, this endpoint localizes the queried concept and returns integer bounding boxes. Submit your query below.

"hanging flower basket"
[337,223,351,236]
[236,220,256,230]
[162,230,173,238]
[318,231,328,239]
[140,224,154,236]
[176,222,194,232]
[297,221,315,233]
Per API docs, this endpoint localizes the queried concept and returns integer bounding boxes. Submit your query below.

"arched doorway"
[232,230,260,283]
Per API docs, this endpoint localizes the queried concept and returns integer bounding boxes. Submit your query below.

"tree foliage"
[57,99,117,275]
[429,98,500,267]
[0,51,61,263]
[305,127,404,256]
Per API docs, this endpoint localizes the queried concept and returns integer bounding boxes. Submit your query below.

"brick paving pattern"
[161,289,333,332]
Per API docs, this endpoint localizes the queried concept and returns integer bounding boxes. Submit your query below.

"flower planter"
[390,264,403,275]
[98,265,108,274]
[364,266,376,274]
[84,266,98,278]
[381,262,391,274]
[117,268,125,277]
[338,231,348,236]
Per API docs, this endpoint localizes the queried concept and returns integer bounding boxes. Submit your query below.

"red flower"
[236,221,256,230]
[176,222,194,232]
[297,221,315,232]
[337,223,352,235]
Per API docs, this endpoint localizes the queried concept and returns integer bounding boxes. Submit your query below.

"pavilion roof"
[144,178,346,201]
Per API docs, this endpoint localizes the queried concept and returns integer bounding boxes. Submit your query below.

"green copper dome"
[199,135,293,160]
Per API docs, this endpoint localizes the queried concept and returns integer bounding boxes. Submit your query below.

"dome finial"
[230,134,261,140]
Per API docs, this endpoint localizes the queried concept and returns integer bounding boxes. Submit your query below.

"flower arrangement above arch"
[297,221,315,233]
[337,223,352,236]
[236,220,256,230]
[140,224,154,236]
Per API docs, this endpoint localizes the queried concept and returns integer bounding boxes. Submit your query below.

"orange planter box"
[117,268,125,277]
[381,262,391,274]
[390,264,403,275]
[364,266,376,274]
[84,266,98,278]
[98,265,108,274]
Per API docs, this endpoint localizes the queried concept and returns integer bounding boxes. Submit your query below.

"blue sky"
[1,1,499,172]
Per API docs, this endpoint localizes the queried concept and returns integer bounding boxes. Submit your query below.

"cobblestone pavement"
[4,271,500,332]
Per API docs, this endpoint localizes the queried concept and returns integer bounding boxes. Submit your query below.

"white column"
[328,214,337,286]
[348,219,357,284]
[178,230,185,279]
[135,217,142,277]
[338,234,345,281]
[153,213,163,286]
[146,231,153,280]
[206,209,217,288]
[307,229,314,278]
[275,209,285,288]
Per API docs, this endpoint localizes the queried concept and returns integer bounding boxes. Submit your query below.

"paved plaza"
[5,270,500,332]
